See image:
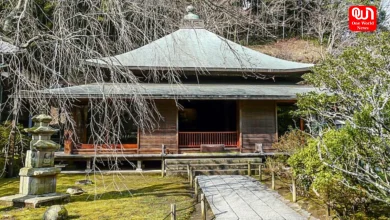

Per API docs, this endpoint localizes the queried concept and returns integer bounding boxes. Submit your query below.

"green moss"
[0,174,194,219]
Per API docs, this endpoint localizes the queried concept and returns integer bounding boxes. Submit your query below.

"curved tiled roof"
[85,28,313,73]
[20,83,317,100]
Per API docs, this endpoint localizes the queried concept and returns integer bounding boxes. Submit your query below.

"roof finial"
[184,5,200,20]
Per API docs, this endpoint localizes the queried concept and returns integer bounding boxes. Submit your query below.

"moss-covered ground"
[259,173,328,219]
[0,174,194,220]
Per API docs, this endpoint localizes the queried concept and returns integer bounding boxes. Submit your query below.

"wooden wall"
[139,100,178,152]
[240,100,277,152]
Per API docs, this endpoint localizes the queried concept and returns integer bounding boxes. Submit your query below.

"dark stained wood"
[139,100,178,152]
[237,100,242,149]
[241,100,277,152]
[64,130,73,155]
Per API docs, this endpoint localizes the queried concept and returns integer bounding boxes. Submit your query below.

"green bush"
[288,128,389,218]
[0,121,30,178]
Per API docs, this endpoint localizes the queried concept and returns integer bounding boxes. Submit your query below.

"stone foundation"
[0,193,70,208]
[0,114,69,208]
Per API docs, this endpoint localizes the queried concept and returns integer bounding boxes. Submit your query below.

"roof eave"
[17,92,299,100]
[82,60,313,74]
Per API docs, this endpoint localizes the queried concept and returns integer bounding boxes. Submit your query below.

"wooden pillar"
[300,118,304,131]
[292,176,297,202]
[238,100,242,150]
[258,164,262,182]
[137,127,140,154]
[136,160,142,171]
[275,101,278,142]
[171,204,176,220]
[176,106,179,154]
[247,161,251,176]
[81,106,88,143]
[190,167,194,188]
[64,107,77,155]
[194,176,199,202]
[161,158,165,177]
[86,159,92,170]
[201,194,206,220]
[64,129,73,154]
[187,164,191,182]
[271,170,275,190]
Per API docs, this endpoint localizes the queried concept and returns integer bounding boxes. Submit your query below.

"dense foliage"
[271,32,389,218]
[0,121,29,177]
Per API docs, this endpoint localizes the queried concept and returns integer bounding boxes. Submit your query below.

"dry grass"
[249,39,324,64]
[0,174,194,220]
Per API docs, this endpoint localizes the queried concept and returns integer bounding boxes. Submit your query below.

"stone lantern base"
[0,114,70,208]
[0,193,70,208]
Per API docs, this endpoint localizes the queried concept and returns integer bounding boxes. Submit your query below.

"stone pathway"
[197,175,308,220]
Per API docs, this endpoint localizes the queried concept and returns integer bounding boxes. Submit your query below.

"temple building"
[20,7,315,168]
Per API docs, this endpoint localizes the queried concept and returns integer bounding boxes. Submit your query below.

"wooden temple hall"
[20,8,315,167]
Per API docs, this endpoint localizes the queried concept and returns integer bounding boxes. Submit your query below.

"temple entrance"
[178,100,238,147]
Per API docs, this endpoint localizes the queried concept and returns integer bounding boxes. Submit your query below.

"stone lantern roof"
[24,114,60,151]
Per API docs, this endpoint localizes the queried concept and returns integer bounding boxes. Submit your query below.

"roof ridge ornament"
[181,5,205,29]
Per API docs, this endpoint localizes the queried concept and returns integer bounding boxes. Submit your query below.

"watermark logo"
[349,6,377,32]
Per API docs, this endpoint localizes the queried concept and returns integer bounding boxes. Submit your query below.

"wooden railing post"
[195,176,198,202]
[171,204,176,220]
[161,144,165,155]
[187,164,191,182]
[292,176,297,203]
[161,159,165,177]
[201,194,206,220]
[247,161,251,176]
[258,164,262,182]
[271,170,275,190]
[190,168,194,188]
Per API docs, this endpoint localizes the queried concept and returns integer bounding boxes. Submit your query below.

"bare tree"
[0,0,357,178]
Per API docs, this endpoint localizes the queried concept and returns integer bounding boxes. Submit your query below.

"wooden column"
[176,106,179,154]
[194,177,199,202]
[271,170,275,190]
[201,194,206,220]
[292,176,297,202]
[275,101,278,142]
[171,204,176,220]
[258,164,262,182]
[64,107,77,155]
[64,130,73,154]
[247,161,251,176]
[137,127,140,154]
[238,100,242,150]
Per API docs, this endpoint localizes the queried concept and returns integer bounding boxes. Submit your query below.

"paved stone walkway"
[197,175,308,220]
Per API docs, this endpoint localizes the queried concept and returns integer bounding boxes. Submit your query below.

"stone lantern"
[0,114,69,208]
